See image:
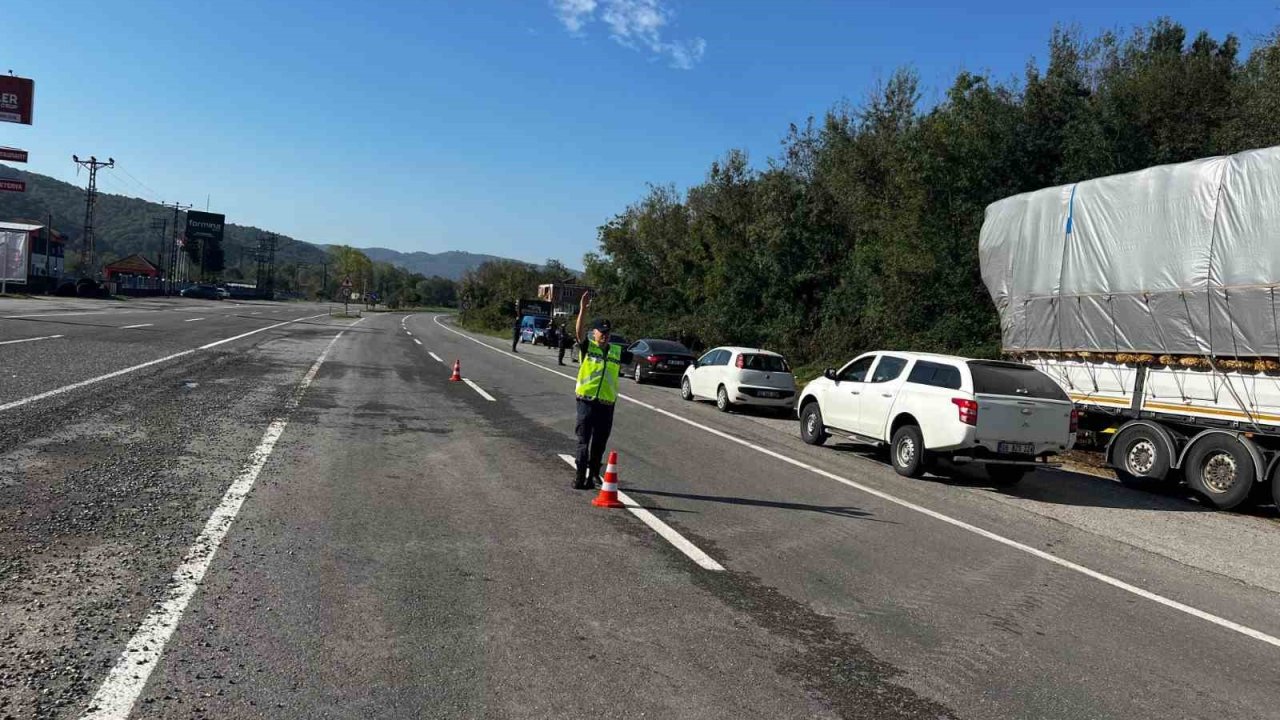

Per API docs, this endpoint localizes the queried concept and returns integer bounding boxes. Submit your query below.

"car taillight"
[647,355,659,363]
[952,398,978,426]
[1070,408,1079,433]
[736,354,744,368]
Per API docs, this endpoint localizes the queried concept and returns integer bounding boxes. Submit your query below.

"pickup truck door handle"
[849,390,860,395]
[881,393,893,398]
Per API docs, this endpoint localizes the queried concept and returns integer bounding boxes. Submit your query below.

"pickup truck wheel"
[800,403,828,446]
[1111,425,1172,488]
[680,377,694,401]
[1185,435,1255,510]
[716,385,733,413]
[987,465,1027,486]
[890,425,927,478]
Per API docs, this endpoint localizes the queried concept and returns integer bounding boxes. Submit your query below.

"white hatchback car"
[680,347,797,412]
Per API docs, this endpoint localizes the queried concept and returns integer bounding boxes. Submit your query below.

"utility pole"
[72,155,114,279]
[159,201,191,294]
[255,233,276,300]
[150,217,167,291]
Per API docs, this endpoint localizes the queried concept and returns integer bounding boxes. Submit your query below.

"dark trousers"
[575,398,615,481]
[557,344,568,364]
[511,327,520,351]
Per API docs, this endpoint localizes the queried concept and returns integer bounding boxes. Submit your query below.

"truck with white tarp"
[979,145,1280,510]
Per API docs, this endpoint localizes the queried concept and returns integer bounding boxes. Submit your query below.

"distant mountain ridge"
[0,165,549,280]
[356,247,510,280]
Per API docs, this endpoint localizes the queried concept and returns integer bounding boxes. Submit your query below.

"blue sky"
[4,1,1277,265]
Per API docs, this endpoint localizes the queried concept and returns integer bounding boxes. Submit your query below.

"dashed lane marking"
[556,454,724,571]
[413,338,422,345]
[184,318,204,322]
[463,378,496,402]
[428,351,443,363]
[0,334,63,346]
[81,319,363,720]
[0,313,329,413]
[431,314,1280,651]
[119,323,153,330]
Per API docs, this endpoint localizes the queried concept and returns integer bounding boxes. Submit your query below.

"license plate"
[668,360,686,366]
[758,390,779,398]
[998,441,1035,455]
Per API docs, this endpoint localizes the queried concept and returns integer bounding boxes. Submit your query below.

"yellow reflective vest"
[575,340,623,404]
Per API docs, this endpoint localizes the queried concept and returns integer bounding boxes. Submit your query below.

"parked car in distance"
[796,352,1076,484]
[215,286,230,299]
[681,347,796,413]
[519,315,552,345]
[180,284,223,300]
[623,339,696,384]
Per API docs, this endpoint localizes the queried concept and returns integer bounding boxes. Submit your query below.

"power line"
[115,164,161,201]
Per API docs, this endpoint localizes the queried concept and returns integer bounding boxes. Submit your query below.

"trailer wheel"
[1111,425,1172,488]
[1185,435,1255,510]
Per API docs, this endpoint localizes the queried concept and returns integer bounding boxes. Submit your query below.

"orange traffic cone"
[592,451,625,508]
[449,359,462,382]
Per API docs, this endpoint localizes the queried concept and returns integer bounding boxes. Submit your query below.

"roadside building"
[0,221,66,293]
[537,282,592,317]
[103,254,162,296]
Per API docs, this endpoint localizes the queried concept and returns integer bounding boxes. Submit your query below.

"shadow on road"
[817,440,1279,517]
[625,487,886,522]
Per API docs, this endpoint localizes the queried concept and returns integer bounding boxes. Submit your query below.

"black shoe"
[572,476,589,490]
[590,475,602,489]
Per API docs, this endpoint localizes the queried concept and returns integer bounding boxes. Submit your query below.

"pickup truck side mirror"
[823,368,837,381]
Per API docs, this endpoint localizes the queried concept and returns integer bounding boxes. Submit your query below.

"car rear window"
[647,340,690,354]
[907,361,962,390]
[741,354,790,372]
[967,361,1068,400]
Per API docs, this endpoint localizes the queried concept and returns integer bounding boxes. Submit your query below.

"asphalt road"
[3,299,1280,719]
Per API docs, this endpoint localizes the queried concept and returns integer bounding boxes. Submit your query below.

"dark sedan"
[623,339,696,385]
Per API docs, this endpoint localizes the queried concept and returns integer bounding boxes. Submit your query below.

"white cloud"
[550,0,706,69]
[552,0,598,34]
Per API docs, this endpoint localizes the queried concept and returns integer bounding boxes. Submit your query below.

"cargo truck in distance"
[980,145,1280,511]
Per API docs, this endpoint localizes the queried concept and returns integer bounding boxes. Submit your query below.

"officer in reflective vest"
[572,291,631,489]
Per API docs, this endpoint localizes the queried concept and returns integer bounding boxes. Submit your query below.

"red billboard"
[0,147,28,163]
[0,179,26,192]
[0,76,34,125]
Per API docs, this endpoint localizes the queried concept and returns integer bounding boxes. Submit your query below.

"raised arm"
[576,291,590,342]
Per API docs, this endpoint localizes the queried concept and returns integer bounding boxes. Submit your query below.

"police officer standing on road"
[557,319,573,366]
[572,291,630,489]
[511,301,521,353]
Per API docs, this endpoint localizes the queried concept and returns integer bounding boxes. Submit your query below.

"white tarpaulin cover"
[979,145,1280,357]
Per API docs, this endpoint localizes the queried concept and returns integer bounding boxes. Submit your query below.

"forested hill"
[0,165,520,280]
[0,164,326,273]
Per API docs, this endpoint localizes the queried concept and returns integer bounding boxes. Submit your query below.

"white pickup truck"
[796,352,1076,484]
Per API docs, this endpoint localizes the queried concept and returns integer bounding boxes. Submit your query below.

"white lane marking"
[463,378,496,402]
[119,323,153,330]
[428,351,443,363]
[413,338,422,346]
[0,314,328,414]
[0,334,63,346]
[435,314,1280,650]
[184,318,204,322]
[81,322,359,720]
[406,330,413,336]
[556,454,724,571]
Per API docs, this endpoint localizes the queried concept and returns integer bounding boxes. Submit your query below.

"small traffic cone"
[592,451,625,508]
[449,359,463,382]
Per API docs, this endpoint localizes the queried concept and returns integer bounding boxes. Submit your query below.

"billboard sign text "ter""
[0,76,35,125]
[184,211,225,245]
